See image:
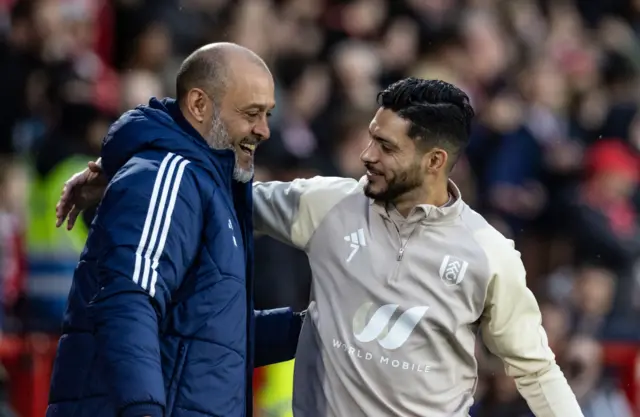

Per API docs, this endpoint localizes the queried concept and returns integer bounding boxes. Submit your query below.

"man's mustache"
[364,164,383,175]
[239,137,261,147]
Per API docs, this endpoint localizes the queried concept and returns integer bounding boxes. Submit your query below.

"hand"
[56,160,108,230]
[295,309,307,321]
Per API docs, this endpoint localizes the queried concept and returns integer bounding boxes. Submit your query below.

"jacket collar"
[163,99,236,190]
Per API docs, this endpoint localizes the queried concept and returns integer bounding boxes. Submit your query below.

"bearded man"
[46,43,303,417]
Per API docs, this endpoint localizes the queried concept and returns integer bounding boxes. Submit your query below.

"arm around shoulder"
[252,176,359,249]
[480,243,584,417]
[253,308,304,367]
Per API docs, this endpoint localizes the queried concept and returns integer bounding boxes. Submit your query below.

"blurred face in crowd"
[573,267,615,317]
[565,336,602,399]
[529,61,568,111]
[540,302,569,354]
[199,60,275,183]
[361,108,434,202]
[342,0,387,38]
[0,159,28,214]
[135,23,171,71]
[591,171,637,203]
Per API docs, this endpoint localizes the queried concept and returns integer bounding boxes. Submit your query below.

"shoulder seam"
[458,209,506,316]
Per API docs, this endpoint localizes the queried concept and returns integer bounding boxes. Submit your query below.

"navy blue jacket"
[47,98,301,417]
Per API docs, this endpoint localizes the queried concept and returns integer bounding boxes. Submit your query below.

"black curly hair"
[377,78,475,169]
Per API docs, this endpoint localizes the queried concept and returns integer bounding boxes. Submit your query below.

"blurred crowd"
[0,0,639,416]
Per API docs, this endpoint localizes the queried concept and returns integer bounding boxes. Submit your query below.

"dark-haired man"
[57,78,582,416]
[252,78,582,416]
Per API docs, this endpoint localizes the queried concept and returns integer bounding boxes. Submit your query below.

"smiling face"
[179,44,277,183]
[360,78,474,211]
[205,61,275,182]
[360,107,428,202]
[219,63,275,180]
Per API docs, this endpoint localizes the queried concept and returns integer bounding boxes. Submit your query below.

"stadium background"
[0,0,639,416]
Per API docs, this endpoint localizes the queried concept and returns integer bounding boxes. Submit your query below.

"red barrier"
[602,342,640,416]
[253,366,266,414]
[0,335,57,417]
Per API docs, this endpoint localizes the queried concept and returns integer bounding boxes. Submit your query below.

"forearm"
[254,308,304,367]
[479,244,583,417]
[516,363,583,417]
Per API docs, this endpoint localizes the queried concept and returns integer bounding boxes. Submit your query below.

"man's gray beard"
[207,111,254,183]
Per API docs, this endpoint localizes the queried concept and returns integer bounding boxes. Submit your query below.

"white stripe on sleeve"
[140,154,183,290]
[149,158,190,297]
[133,152,175,286]
[132,152,191,295]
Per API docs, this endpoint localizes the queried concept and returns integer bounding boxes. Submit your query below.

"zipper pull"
[397,247,405,261]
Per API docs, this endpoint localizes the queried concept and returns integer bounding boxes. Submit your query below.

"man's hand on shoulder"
[56,159,108,230]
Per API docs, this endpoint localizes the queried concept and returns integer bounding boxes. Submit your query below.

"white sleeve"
[480,244,584,417]
[252,176,358,250]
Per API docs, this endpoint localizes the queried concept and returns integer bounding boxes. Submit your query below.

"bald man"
[46,43,303,417]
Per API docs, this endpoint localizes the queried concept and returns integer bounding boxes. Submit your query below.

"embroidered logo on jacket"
[439,255,468,286]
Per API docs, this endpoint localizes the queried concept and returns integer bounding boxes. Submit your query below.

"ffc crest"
[439,255,468,286]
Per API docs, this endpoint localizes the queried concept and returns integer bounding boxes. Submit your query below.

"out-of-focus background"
[0,0,639,416]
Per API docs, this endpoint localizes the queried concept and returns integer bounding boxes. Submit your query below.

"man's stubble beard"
[207,110,254,183]
[363,160,424,204]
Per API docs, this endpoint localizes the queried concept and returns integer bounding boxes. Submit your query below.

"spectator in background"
[0,0,47,155]
[0,156,27,331]
[565,336,634,417]
[0,157,24,417]
[570,139,640,320]
[570,266,617,336]
[472,373,533,417]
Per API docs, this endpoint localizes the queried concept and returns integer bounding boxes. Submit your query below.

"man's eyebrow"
[243,103,276,111]
[369,131,395,147]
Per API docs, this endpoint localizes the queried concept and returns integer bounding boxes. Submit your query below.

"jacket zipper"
[389,220,419,283]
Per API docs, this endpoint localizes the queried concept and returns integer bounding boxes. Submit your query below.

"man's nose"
[360,141,376,163]
[252,117,270,141]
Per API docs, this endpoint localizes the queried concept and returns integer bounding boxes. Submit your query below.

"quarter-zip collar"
[367,178,465,225]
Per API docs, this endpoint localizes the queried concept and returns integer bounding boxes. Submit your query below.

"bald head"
[176,42,275,183]
[176,42,269,105]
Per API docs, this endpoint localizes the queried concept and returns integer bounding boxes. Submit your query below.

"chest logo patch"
[439,255,468,286]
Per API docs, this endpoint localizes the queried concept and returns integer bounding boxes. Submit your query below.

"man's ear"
[185,88,209,123]
[423,148,449,173]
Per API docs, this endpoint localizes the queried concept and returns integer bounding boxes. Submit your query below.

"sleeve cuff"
[120,402,164,417]
[291,310,305,340]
